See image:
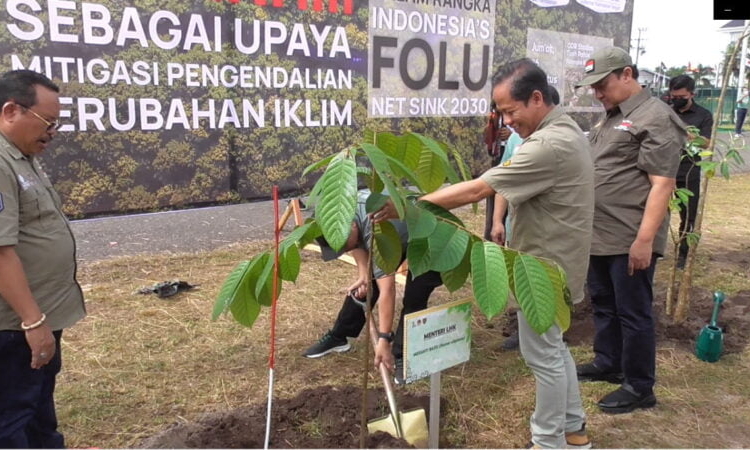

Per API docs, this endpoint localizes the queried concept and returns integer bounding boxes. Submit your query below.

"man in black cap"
[575,47,686,414]
[668,75,713,269]
[303,190,442,385]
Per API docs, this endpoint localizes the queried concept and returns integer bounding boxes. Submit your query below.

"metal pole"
[429,372,441,449]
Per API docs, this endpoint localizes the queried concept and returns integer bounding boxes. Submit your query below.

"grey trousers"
[518,310,585,448]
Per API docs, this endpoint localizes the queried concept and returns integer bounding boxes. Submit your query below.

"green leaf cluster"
[216,129,570,334]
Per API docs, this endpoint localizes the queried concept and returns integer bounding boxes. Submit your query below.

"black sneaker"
[302,331,350,358]
[500,331,520,351]
[393,358,405,386]
[597,384,656,414]
[576,362,624,384]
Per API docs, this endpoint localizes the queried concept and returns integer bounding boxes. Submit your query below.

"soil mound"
[566,287,750,353]
[141,385,435,448]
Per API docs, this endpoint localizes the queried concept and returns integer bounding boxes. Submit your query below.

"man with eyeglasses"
[574,47,685,414]
[0,70,85,447]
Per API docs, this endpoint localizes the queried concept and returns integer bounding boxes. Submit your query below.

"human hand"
[25,324,55,369]
[490,222,506,246]
[346,278,367,299]
[373,339,395,372]
[497,126,512,141]
[628,239,653,275]
[371,200,398,224]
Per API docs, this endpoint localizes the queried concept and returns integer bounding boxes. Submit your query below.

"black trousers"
[587,254,657,394]
[0,330,65,448]
[736,107,747,135]
[330,270,442,360]
[676,167,700,259]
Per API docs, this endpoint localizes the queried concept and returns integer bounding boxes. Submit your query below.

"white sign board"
[403,298,472,384]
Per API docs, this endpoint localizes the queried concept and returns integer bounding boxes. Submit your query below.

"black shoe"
[597,385,656,414]
[576,362,624,384]
[500,331,520,351]
[676,254,687,270]
[393,358,405,386]
[302,330,350,358]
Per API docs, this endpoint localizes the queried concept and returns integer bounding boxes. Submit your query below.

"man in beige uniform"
[374,59,594,449]
[0,70,85,447]
[574,47,684,414]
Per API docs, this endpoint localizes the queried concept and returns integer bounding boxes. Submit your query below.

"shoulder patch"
[0,192,4,212]
[502,159,512,167]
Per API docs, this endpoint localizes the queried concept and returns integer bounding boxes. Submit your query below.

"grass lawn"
[57,174,750,448]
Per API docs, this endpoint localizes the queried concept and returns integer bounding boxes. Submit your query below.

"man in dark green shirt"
[575,47,685,414]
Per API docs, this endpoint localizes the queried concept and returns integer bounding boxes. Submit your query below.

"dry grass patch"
[58,176,750,448]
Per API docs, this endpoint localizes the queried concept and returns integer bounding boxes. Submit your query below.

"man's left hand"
[373,339,395,372]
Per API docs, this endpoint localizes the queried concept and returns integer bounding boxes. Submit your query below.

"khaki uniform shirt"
[481,107,594,304]
[589,89,686,256]
[0,135,85,331]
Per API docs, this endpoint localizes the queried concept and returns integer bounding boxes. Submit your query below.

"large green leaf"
[549,263,571,332]
[302,152,336,177]
[373,132,401,158]
[315,150,358,251]
[373,221,403,274]
[359,143,406,218]
[212,260,252,320]
[398,133,423,171]
[280,221,317,252]
[440,239,472,292]
[251,253,280,307]
[404,202,437,241]
[229,287,261,328]
[443,142,472,182]
[365,191,390,214]
[415,200,464,227]
[406,238,431,278]
[470,241,509,320]
[279,244,301,282]
[503,248,519,294]
[415,147,447,193]
[428,222,470,272]
[409,132,460,185]
[514,254,556,334]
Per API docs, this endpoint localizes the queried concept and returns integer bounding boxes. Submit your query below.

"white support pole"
[429,372,441,449]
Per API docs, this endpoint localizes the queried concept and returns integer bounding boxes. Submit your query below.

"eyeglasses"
[16,104,61,132]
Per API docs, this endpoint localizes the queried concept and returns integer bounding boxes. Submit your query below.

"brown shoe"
[565,423,592,449]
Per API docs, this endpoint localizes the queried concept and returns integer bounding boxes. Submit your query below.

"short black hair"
[612,65,640,81]
[0,70,59,107]
[491,58,551,106]
[668,75,696,93]
[548,85,560,105]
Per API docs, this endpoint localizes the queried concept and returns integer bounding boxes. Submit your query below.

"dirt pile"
[141,385,434,448]
[565,287,750,353]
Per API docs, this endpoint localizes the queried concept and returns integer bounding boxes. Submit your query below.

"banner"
[0,0,633,216]
[526,28,613,112]
[576,0,626,13]
[368,0,495,118]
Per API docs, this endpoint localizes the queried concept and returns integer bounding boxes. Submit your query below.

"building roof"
[719,20,748,32]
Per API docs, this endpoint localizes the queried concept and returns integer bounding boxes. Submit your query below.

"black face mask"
[672,98,689,110]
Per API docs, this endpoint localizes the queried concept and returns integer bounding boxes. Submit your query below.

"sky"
[630,0,738,71]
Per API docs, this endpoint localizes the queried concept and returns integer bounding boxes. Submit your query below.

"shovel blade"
[367,408,429,448]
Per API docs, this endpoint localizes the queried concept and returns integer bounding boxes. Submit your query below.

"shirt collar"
[0,131,29,161]
[535,105,565,132]
[617,88,651,117]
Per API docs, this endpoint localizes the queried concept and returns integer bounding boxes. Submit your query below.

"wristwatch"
[377,331,394,343]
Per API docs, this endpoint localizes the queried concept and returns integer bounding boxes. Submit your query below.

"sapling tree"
[212,129,573,335]
[666,23,750,323]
